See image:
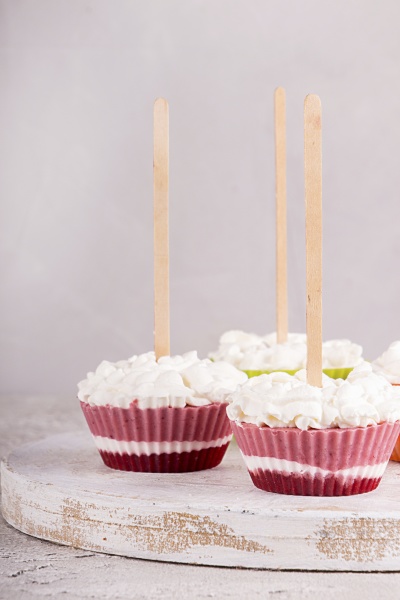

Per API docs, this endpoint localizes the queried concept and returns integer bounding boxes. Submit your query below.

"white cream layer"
[227,363,400,429]
[93,434,232,455]
[241,453,388,479]
[210,330,363,371]
[78,351,247,408]
[372,341,400,384]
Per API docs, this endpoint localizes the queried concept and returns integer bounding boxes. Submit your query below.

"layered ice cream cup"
[78,351,247,473]
[372,341,400,461]
[227,363,400,496]
[209,331,363,380]
[389,394,400,462]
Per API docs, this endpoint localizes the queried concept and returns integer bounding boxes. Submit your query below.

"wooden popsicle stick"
[304,94,322,387]
[274,87,288,344]
[153,98,170,359]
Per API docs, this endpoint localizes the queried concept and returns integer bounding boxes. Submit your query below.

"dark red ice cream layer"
[231,421,400,470]
[248,469,381,496]
[98,443,229,473]
[81,401,231,442]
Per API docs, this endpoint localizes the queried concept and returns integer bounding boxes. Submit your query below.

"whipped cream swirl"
[227,362,400,430]
[209,330,363,371]
[372,341,400,384]
[78,351,248,409]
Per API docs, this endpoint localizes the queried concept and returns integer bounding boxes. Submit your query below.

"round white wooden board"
[2,431,400,571]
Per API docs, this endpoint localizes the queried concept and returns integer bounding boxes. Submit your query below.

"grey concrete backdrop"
[1,0,400,396]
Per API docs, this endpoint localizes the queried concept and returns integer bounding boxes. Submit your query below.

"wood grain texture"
[153,98,170,359]
[304,94,322,387]
[3,397,400,598]
[3,431,400,572]
[275,87,288,344]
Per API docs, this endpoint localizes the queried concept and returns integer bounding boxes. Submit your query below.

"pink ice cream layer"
[80,401,230,442]
[232,421,399,470]
[80,401,232,473]
[231,421,400,496]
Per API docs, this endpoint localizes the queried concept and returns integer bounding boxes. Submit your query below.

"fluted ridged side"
[231,421,399,469]
[248,470,381,496]
[98,444,230,473]
[231,421,400,496]
[80,401,231,442]
[80,401,232,473]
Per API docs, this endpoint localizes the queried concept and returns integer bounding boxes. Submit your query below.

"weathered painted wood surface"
[2,431,400,571]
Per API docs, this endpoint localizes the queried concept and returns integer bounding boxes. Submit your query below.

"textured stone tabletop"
[1,396,400,599]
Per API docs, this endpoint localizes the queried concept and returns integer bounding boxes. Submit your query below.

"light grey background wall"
[1,0,400,395]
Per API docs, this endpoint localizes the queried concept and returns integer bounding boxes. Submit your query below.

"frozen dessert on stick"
[227,95,400,496]
[210,89,363,378]
[79,99,246,473]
